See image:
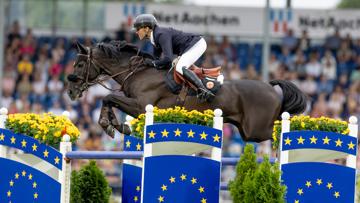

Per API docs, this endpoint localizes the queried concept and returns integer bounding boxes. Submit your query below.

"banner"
[105,2,360,38]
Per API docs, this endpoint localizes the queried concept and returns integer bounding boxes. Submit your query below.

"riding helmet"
[133,14,158,30]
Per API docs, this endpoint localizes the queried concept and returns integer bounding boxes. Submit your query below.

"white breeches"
[175,37,207,75]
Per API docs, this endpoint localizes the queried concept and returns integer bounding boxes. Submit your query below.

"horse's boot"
[182,67,215,102]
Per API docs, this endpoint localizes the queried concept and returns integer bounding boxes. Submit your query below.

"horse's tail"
[269,80,307,115]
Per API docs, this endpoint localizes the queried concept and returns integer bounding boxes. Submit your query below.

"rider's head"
[133,14,158,40]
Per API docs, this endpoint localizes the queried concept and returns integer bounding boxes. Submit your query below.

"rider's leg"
[175,38,214,101]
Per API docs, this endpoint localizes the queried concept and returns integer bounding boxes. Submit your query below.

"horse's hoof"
[99,118,110,127]
[106,125,115,138]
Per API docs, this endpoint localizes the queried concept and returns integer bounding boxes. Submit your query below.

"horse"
[66,40,307,142]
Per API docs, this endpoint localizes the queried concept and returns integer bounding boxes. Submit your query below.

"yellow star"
[322,136,331,144]
[32,143,38,151]
[326,182,333,189]
[200,132,207,140]
[134,196,139,202]
[10,136,16,144]
[7,190,11,197]
[187,129,195,138]
[22,170,26,176]
[309,136,317,144]
[161,184,167,191]
[284,137,292,145]
[158,195,164,202]
[15,173,19,179]
[34,192,38,199]
[9,180,14,187]
[21,139,27,148]
[54,156,60,164]
[125,140,131,148]
[198,186,205,193]
[316,179,322,185]
[180,174,187,181]
[191,177,197,184]
[136,186,140,192]
[169,176,175,183]
[174,128,182,137]
[297,188,303,195]
[348,141,355,150]
[33,182,37,188]
[43,150,49,158]
[0,133,4,141]
[148,130,156,138]
[201,198,207,203]
[213,134,221,142]
[297,136,305,144]
[295,200,299,203]
[28,174,33,180]
[161,129,169,137]
[335,139,343,147]
[334,191,340,198]
[136,143,142,151]
[305,181,311,188]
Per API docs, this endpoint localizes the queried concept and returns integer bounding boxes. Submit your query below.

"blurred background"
[0,0,360,202]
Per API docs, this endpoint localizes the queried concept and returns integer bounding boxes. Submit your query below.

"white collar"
[150,31,155,45]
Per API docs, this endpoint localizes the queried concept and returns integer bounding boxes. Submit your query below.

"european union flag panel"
[143,155,220,203]
[0,129,63,169]
[124,135,143,152]
[0,158,61,203]
[145,123,222,148]
[282,162,355,203]
[282,131,357,155]
[122,164,142,203]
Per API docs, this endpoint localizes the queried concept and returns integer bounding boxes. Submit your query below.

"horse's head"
[67,42,101,100]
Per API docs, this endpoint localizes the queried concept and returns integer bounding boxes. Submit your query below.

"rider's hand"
[143,58,156,68]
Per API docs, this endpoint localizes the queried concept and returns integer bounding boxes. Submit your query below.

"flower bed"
[272,115,349,149]
[5,113,80,147]
[130,106,214,138]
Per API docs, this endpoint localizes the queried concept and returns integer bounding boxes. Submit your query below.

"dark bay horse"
[67,41,307,142]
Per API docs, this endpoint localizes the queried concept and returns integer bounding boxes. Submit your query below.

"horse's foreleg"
[98,104,117,138]
[101,94,142,136]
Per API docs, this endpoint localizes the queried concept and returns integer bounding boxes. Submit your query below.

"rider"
[133,13,214,101]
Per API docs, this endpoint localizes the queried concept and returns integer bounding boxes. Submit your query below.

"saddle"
[165,58,223,100]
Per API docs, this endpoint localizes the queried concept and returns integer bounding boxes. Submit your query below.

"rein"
[76,47,146,92]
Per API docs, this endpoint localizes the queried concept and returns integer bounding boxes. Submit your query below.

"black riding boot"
[182,67,215,101]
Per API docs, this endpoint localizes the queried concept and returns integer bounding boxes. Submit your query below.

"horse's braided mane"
[96,40,154,59]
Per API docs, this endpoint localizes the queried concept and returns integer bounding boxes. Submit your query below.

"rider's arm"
[153,33,173,68]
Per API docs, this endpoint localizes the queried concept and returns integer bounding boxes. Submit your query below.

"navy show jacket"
[151,26,201,68]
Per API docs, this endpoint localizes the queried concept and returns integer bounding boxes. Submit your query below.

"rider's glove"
[143,58,156,68]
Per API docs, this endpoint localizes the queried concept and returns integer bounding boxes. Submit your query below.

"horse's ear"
[76,41,87,54]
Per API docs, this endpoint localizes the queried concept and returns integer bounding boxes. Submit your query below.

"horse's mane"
[96,40,154,59]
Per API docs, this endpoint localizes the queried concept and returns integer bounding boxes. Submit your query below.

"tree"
[70,161,112,203]
[229,144,286,203]
[337,0,360,8]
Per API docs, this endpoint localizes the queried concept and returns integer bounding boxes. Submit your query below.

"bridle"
[72,47,144,92]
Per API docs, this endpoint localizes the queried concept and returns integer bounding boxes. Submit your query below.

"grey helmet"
[133,14,158,30]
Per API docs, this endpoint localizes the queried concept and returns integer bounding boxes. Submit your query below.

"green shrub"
[229,144,286,203]
[70,161,112,203]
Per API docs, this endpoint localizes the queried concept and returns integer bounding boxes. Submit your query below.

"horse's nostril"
[68,90,72,95]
